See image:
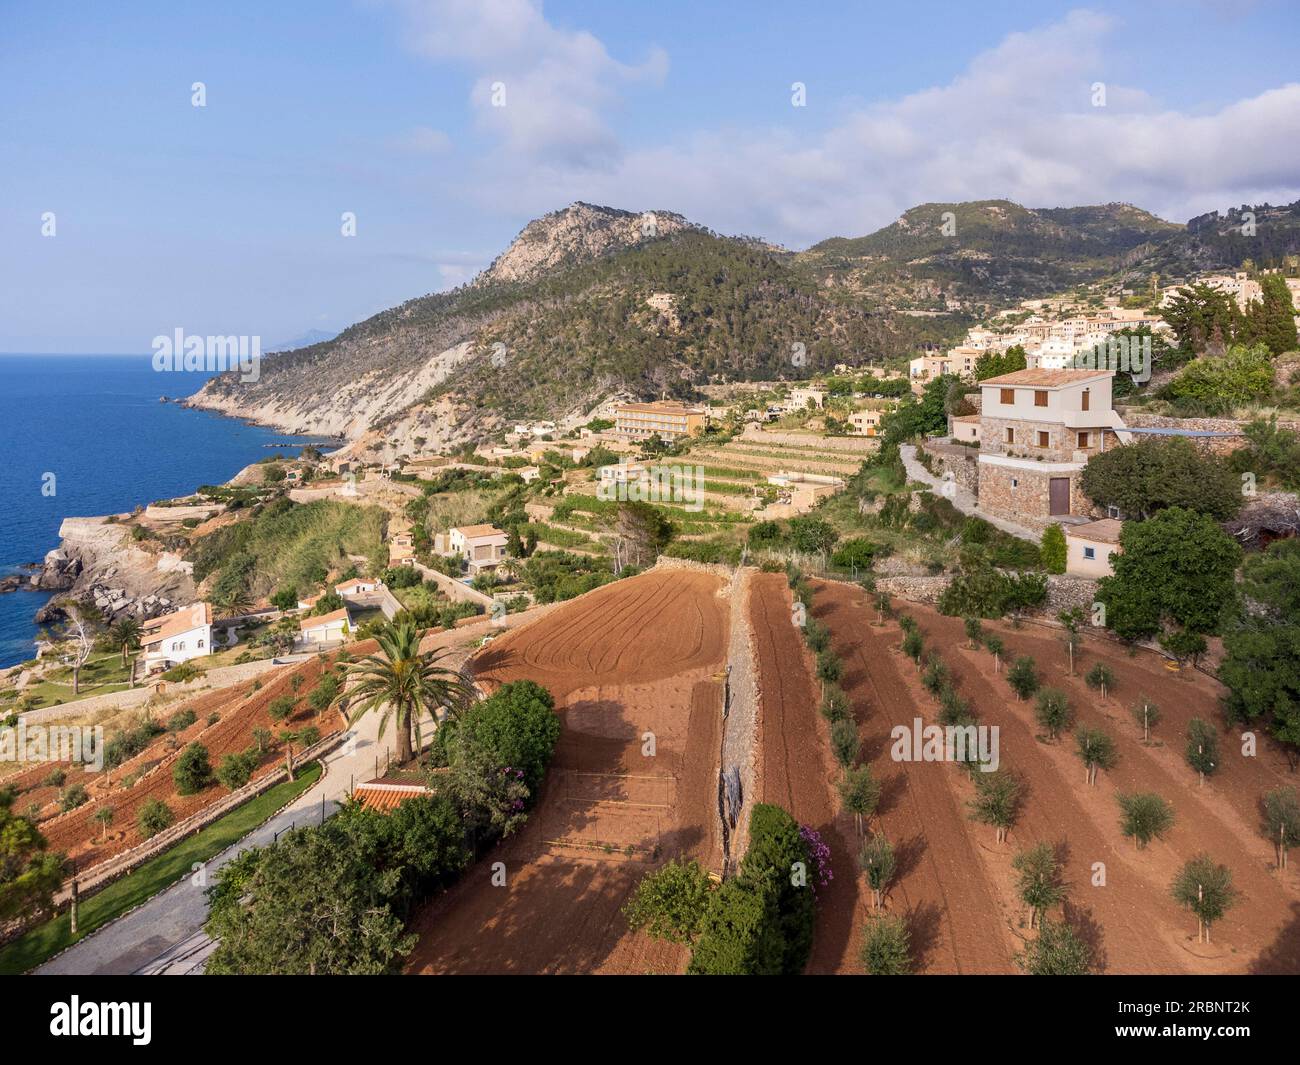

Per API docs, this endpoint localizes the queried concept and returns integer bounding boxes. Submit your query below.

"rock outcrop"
[31,517,196,623]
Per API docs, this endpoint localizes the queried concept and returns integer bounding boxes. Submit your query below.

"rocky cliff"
[32,517,196,624]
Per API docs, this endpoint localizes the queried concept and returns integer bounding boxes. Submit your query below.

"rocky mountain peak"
[475,201,698,287]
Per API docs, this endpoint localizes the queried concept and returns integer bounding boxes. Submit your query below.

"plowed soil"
[16,657,344,867]
[813,582,1300,975]
[752,573,1018,974]
[404,569,730,974]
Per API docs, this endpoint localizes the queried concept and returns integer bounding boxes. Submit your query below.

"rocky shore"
[22,516,196,626]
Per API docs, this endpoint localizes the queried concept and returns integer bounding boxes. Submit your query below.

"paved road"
[36,603,559,976]
[899,442,1037,542]
[37,712,396,976]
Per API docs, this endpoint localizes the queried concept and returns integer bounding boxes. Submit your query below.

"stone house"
[974,369,1131,531]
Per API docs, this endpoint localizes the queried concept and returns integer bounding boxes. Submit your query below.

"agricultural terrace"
[404,568,730,974]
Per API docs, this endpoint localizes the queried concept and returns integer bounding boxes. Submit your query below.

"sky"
[2,0,1298,353]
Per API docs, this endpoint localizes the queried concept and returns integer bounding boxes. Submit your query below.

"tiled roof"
[143,603,212,645]
[353,782,430,813]
[453,523,506,540]
[299,607,350,630]
[1068,518,1124,544]
[981,369,1112,387]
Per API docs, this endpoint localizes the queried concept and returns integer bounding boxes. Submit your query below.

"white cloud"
[399,4,1300,246]
[394,0,667,167]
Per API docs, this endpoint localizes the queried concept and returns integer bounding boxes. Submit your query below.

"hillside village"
[4,198,1300,981]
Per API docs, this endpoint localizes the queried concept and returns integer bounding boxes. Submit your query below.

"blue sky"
[2,0,1298,353]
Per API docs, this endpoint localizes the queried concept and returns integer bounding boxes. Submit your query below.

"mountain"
[798,200,1182,311]
[187,197,1300,456]
[270,328,338,352]
[187,202,929,456]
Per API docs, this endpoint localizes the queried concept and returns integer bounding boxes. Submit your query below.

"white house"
[335,577,379,597]
[142,603,214,673]
[298,606,353,647]
[448,524,509,575]
[789,386,828,410]
[1065,519,1123,577]
[598,461,647,488]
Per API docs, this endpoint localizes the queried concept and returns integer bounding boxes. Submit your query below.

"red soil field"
[814,582,1300,975]
[751,573,1017,974]
[12,656,344,867]
[404,569,730,975]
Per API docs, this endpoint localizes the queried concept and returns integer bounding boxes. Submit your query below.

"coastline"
[0,358,345,669]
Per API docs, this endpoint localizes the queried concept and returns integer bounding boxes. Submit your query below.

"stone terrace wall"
[875,573,1098,615]
[1119,412,1300,457]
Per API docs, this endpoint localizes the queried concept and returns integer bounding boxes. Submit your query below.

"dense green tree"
[1117,792,1174,850]
[1080,436,1241,521]
[0,798,64,922]
[1035,688,1072,741]
[1097,508,1241,640]
[622,859,713,944]
[859,832,896,910]
[968,771,1022,843]
[1007,656,1040,701]
[440,680,560,795]
[1012,842,1065,928]
[1242,274,1299,355]
[1018,918,1092,975]
[838,764,881,836]
[1262,788,1300,869]
[1040,524,1066,574]
[1074,726,1117,786]
[1161,283,1243,352]
[1161,343,1276,414]
[975,344,1028,381]
[172,742,214,795]
[1220,539,1300,769]
[860,914,911,974]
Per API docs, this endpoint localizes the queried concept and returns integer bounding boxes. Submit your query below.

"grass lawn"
[0,761,323,975]
[13,652,135,710]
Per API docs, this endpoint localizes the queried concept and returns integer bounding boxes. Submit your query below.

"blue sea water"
[0,354,320,668]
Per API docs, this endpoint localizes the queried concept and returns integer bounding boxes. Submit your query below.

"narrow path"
[899,442,1038,542]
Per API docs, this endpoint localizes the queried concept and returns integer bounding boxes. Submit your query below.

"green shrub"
[173,742,214,795]
[1040,524,1066,574]
[1007,656,1040,700]
[137,799,176,839]
[216,750,259,791]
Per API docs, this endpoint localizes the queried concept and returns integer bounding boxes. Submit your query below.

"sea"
[0,354,326,669]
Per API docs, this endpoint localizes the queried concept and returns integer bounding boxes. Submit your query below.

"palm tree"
[109,617,142,668]
[342,620,475,764]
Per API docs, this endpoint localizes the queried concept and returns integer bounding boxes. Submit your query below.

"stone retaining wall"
[874,572,1098,615]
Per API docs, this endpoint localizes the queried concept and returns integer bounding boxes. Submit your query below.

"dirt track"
[404,569,730,974]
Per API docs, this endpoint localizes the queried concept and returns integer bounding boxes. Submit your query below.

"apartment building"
[849,409,885,437]
[789,386,828,410]
[908,348,980,381]
[975,368,1130,529]
[613,400,707,441]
